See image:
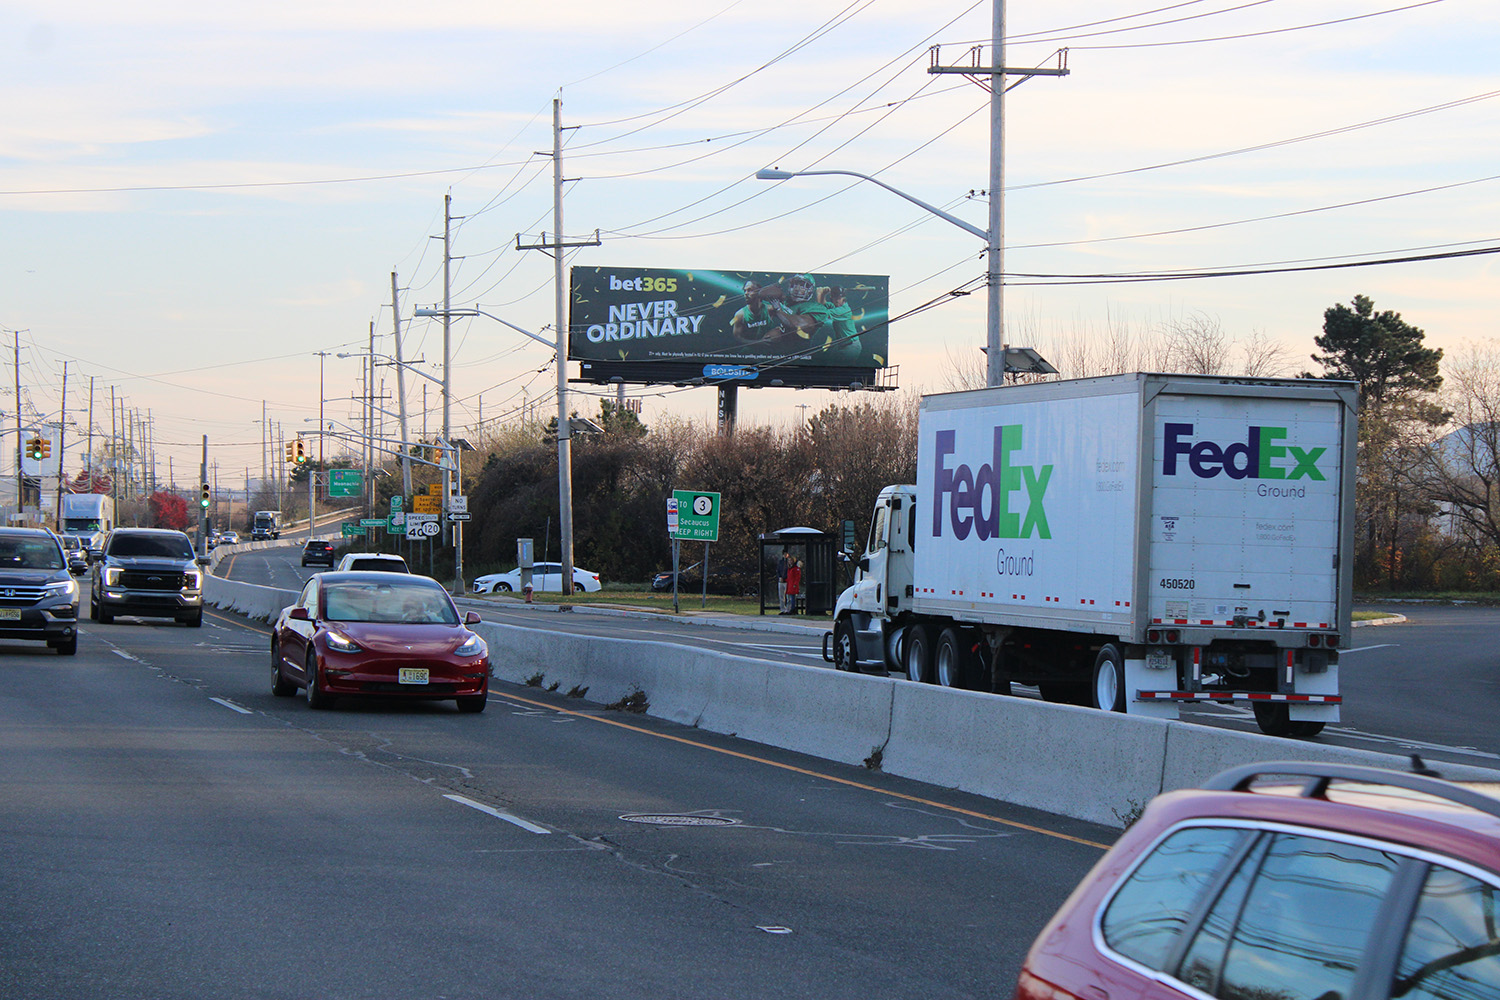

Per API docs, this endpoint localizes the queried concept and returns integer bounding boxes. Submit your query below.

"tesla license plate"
[398,667,430,685]
[0,609,18,620]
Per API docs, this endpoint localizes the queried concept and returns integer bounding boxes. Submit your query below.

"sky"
[2,0,1497,497]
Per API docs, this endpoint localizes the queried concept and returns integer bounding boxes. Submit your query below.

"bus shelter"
[758,526,837,617]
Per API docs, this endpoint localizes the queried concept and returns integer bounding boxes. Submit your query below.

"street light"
[415,305,576,597]
[755,165,1005,387]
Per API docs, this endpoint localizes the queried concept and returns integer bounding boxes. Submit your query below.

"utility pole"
[86,376,94,489]
[260,400,268,501]
[110,386,118,512]
[13,332,22,521]
[391,271,410,499]
[515,97,600,596]
[53,360,67,530]
[928,2,1068,387]
[442,195,455,572]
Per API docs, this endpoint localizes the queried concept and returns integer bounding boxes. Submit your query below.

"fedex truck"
[60,493,114,549]
[824,373,1357,737]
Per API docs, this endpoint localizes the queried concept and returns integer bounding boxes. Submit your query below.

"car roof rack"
[1203,759,1500,824]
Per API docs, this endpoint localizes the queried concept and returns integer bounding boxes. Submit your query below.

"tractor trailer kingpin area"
[824,372,1356,737]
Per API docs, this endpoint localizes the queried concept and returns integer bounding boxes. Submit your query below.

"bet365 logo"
[1162,423,1325,481]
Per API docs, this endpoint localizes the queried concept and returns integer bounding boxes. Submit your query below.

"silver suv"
[90,528,207,627]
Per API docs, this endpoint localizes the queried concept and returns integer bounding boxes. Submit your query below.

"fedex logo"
[932,425,1052,540]
[1162,423,1325,481]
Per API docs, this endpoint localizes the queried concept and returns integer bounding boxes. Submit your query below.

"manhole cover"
[618,813,739,827]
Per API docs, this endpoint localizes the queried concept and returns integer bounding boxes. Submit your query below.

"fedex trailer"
[825,373,1356,737]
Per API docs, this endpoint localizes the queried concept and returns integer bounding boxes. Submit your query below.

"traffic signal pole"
[199,435,208,558]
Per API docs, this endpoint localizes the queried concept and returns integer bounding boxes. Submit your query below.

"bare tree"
[1414,341,1500,553]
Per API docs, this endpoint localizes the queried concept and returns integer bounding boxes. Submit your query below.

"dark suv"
[301,540,336,567]
[0,527,80,654]
[90,528,207,627]
[1017,760,1500,1000]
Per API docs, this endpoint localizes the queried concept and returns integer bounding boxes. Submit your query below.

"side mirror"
[464,611,482,625]
[288,607,311,621]
[196,556,210,567]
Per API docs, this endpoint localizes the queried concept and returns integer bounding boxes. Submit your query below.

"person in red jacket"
[782,557,802,615]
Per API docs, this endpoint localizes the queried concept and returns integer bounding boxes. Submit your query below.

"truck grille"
[119,571,185,591]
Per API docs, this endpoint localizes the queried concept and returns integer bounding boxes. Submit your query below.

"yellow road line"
[501,690,1112,850]
[208,604,1111,850]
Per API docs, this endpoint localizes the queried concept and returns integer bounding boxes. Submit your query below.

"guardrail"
[203,568,1500,828]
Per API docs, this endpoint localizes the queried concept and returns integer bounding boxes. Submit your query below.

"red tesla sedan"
[271,571,490,712]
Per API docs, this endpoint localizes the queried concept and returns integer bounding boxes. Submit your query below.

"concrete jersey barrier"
[202,570,1500,828]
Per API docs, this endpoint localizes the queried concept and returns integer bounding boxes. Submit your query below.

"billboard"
[569,267,889,382]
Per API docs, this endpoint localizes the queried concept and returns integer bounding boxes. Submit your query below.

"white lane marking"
[112,649,141,662]
[1342,644,1397,653]
[210,697,253,715]
[443,793,551,834]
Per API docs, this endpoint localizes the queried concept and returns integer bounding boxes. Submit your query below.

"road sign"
[420,520,440,537]
[389,494,404,511]
[447,512,471,522]
[412,494,441,515]
[671,490,720,542]
[342,523,365,537]
[359,518,385,529]
[448,495,468,514]
[666,497,679,535]
[428,483,443,496]
[328,469,363,498]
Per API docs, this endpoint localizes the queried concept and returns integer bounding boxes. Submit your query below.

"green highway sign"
[341,523,365,537]
[359,518,385,529]
[671,490,720,542]
[329,469,363,498]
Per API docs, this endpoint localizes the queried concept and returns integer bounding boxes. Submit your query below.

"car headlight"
[454,633,486,657]
[182,570,202,590]
[103,567,122,586]
[45,579,78,599]
[324,631,362,653]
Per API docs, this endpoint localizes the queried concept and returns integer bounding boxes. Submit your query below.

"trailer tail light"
[1166,629,1180,644]
[1146,629,1182,645]
[1326,633,1340,648]
[1308,634,1322,647]
[1015,970,1083,1000]
[1146,629,1160,643]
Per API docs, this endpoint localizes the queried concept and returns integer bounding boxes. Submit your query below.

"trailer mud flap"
[1125,656,1178,719]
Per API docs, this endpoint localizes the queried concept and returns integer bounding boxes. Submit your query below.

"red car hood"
[334,623,471,656]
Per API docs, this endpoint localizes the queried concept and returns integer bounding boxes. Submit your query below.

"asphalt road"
[219,545,1500,772]
[0,592,1109,1000]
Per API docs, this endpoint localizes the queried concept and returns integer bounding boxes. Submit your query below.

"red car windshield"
[323,581,458,625]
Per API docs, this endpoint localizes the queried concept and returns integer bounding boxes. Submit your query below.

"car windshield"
[323,581,458,624]
[347,559,406,572]
[0,537,65,570]
[108,534,194,559]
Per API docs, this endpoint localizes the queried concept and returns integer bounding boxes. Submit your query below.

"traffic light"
[40,438,50,459]
[293,437,306,463]
[284,440,295,464]
[200,483,211,508]
[24,437,40,460]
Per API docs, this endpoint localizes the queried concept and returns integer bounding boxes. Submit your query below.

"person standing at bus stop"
[783,557,802,616]
[776,548,791,613]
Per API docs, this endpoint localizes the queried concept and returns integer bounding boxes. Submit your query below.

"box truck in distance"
[824,373,1356,738]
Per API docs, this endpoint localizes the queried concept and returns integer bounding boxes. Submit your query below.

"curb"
[455,595,829,636]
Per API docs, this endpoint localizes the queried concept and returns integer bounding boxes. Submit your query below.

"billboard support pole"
[716,384,738,435]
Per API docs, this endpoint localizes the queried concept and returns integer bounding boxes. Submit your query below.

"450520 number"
[1159,578,1196,590]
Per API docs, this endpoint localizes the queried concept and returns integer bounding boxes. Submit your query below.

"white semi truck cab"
[825,373,1356,738]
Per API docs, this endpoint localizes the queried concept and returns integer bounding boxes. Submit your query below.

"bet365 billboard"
[568,266,889,383]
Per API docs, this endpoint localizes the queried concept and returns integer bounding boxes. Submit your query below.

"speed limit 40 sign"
[671,490,720,542]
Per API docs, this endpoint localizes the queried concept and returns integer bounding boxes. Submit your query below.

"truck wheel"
[1252,702,1324,738]
[832,619,857,672]
[904,625,934,684]
[935,627,971,689]
[1091,645,1126,713]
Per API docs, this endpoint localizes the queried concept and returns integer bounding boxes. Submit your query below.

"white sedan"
[472,562,601,594]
